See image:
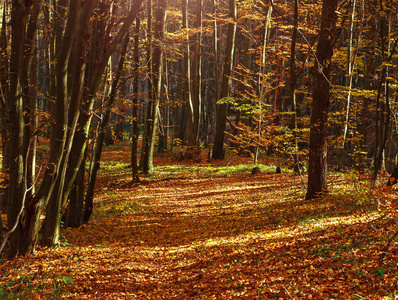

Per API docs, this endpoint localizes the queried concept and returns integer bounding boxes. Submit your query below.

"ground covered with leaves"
[1,143,398,299]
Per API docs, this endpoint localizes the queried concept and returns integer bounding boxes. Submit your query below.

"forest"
[0,0,398,298]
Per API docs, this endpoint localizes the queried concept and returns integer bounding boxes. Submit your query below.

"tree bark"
[0,2,9,211]
[338,0,357,170]
[306,0,339,200]
[191,0,202,146]
[131,16,141,183]
[359,4,376,156]
[141,0,154,173]
[371,4,398,185]
[7,0,36,257]
[182,0,194,146]
[212,0,236,159]
[142,0,166,173]
[290,0,299,174]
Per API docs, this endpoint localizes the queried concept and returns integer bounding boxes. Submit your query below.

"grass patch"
[151,163,288,179]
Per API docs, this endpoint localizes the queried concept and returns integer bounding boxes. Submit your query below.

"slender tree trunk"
[192,0,202,146]
[212,0,236,159]
[141,0,154,173]
[372,5,397,185]
[131,16,141,183]
[212,0,219,137]
[182,0,194,146]
[65,158,85,227]
[0,4,6,214]
[23,0,43,199]
[338,0,357,170]
[254,4,272,163]
[359,12,376,152]
[359,2,375,155]
[0,2,9,211]
[306,0,339,200]
[290,0,299,174]
[232,17,252,152]
[175,59,184,142]
[158,55,170,152]
[141,0,165,173]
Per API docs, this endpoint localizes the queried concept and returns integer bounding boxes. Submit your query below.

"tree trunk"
[305,0,339,200]
[65,158,85,227]
[212,0,236,159]
[191,0,202,146]
[7,0,31,258]
[338,0,357,170]
[158,55,170,153]
[142,0,166,173]
[253,4,272,163]
[131,16,141,183]
[141,0,154,173]
[182,0,194,146]
[0,2,9,211]
[371,3,397,186]
[212,0,219,140]
[359,5,376,157]
[290,0,299,174]
[23,0,43,197]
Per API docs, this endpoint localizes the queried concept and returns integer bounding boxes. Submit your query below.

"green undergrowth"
[151,163,288,179]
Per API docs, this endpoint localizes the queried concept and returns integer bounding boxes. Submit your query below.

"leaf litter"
[1,145,398,299]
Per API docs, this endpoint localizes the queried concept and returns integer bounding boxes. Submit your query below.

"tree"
[212,0,237,159]
[192,0,203,147]
[131,15,141,183]
[306,0,340,200]
[182,0,194,146]
[289,0,299,174]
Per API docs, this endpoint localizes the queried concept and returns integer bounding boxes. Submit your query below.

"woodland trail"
[1,145,397,299]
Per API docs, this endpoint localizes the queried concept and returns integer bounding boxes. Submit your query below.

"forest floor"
[1,142,398,299]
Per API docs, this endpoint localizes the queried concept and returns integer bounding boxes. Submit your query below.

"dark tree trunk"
[141,0,154,173]
[371,3,397,186]
[142,0,166,173]
[0,2,9,211]
[131,16,141,183]
[212,0,236,159]
[65,157,85,227]
[191,0,202,146]
[290,0,300,174]
[306,0,339,200]
[7,0,31,257]
[182,0,194,146]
